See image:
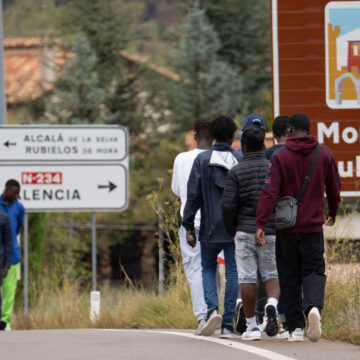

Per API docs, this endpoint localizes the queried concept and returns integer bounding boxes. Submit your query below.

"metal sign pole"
[0,0,7,125]
[23,212,29,317]
[158,215,164,297]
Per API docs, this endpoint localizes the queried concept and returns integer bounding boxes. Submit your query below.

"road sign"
[0,125,127,162]
[0,164,128,212]
[271,0,360,196]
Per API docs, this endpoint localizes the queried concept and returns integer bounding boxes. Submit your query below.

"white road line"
[99,329,297,360]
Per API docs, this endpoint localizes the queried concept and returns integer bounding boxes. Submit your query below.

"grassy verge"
[12,268,196,330]
[322,264,360,344]
[11,263,360,345]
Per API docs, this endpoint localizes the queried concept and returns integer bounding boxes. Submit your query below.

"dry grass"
[12,263,360,346]
[12,266,197,331]
[322,264,360,344]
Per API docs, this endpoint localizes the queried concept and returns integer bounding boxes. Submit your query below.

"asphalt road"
[0,329,359,360]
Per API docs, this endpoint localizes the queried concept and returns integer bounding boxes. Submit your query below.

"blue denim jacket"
[182,143,242,244]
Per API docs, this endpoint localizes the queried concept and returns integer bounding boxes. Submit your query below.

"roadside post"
[0,0,6,125]
[0,125,129,319]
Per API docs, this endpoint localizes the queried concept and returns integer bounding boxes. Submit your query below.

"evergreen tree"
[4,0,58,36]
[46,35,112,124]
[56,0,144,133]
[174,7,243,130]
[201,0,271,113]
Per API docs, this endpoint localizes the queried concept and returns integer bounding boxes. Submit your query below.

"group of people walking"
[172,113,341,342]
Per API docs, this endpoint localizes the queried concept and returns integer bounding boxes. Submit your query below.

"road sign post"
[0,0,7,125]
[0,125,129,319]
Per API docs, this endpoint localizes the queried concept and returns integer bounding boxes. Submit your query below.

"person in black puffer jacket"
[221,126,280,341]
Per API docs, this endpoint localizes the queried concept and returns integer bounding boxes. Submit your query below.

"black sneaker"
[219,324,239,339]
[0,320,6,330]
[200,308,222,336]
[235,301,247,334]
[265,304,279,337]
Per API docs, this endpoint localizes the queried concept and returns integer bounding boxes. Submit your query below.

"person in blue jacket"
[183,116,242,338]
[0,179,25,330]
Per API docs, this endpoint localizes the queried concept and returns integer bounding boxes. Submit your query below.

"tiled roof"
[3,37,179,104]
[4,53,42,104]
[4,37,45,49]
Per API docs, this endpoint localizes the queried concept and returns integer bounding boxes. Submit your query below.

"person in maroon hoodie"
[255,113,341,343]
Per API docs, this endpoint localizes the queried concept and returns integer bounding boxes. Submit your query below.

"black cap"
[241,125,265,151]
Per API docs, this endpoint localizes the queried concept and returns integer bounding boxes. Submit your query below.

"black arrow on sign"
[97,181,117,192]
[4,140,17,148]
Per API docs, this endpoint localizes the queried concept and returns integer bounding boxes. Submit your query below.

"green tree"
[4,0,58,36]
[55,0,146,134]
[173,7,243,130]
[46,35,112,124]
[28,213,46,277]
[201,0,271,114]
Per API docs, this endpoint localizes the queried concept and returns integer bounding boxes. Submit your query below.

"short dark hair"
[210,116,237,143]
[194,120,211,139]
[241,125,265,152]
[272,115,289,138]
[5,179,20,189]
[289,113,310,132]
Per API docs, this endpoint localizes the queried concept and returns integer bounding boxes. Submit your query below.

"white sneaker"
[242,326,262,341]
[307,307,321,342]
[195,318,206,336]
[277,325,289,339]
[200,309,222,336]
[257,320,266,333]
[288,328,304,342]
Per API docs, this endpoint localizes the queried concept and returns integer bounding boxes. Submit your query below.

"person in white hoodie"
[171,121,213,335]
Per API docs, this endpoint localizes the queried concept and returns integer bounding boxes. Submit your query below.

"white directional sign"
[0,164,128,212]
[0,125,129,212]
[0,125,127,162]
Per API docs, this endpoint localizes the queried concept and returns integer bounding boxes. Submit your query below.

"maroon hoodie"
[256,136,341,233]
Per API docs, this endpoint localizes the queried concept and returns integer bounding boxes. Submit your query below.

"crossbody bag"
[275,144,320,229]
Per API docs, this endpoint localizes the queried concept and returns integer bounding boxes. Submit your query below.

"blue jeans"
[201,242,238,326]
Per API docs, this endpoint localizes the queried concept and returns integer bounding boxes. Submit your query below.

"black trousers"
[276,232,326,332]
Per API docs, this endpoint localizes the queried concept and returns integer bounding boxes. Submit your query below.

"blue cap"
[244,114,266,130]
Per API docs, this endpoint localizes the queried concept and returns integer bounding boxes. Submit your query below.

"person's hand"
[2,267,8,278]
[186,230,196,248]
[256,229,266,248]
[325,216,335,226]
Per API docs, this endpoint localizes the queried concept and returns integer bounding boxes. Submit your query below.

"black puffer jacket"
[221,151,276,237]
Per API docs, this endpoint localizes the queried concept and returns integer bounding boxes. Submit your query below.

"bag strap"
[297,144,320,203]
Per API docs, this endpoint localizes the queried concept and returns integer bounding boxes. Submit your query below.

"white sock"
[266,297,278,308]
[236,298,242,306]
[246,316,257,329]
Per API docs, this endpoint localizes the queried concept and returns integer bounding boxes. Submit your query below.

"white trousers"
[179,226,207,320]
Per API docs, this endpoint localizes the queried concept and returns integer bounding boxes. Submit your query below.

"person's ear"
[287,125,293,136]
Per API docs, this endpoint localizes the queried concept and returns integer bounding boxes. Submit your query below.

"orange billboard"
[271,0,360,196]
